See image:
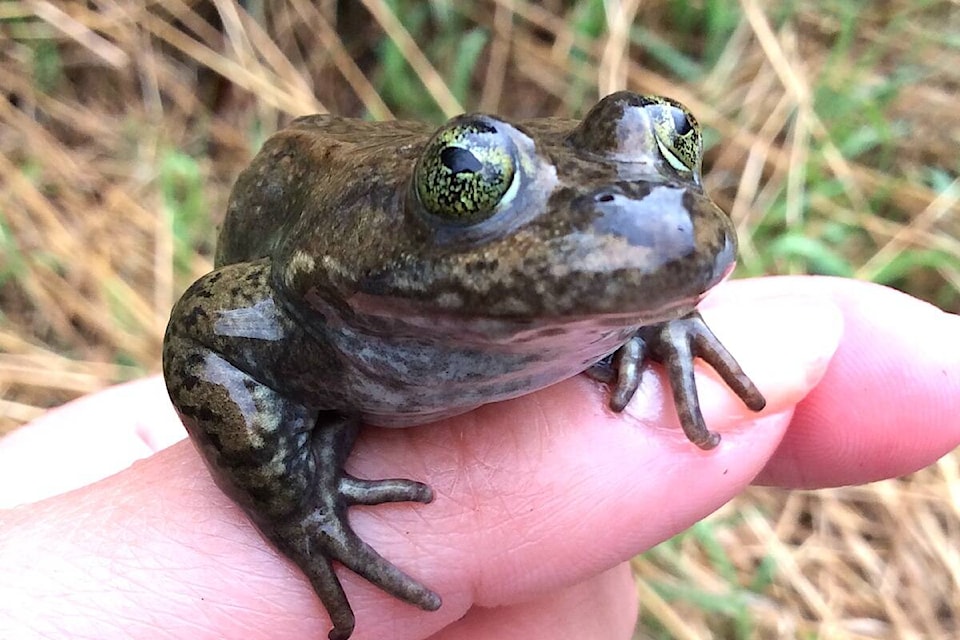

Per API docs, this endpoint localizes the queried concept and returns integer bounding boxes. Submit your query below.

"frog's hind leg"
[163,342,439,640]
[270,413,443,636]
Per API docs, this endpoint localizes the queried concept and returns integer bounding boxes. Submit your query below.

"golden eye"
[643,96,703,175]
[415,116,517,224]
[567,91,704,176]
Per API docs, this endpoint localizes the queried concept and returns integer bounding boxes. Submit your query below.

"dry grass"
[1,1,958,637]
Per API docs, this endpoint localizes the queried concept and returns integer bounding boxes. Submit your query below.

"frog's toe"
[588,337,644,411]
[340,476,434,505]
[272,483,441,637]
[301,554,355,640]
[255,417,440,638]
[324,519,442,611]
[634,311,765,449]
[274,497,441,611]
[608,336,643,412]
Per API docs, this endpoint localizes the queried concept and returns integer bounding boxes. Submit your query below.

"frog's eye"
[569,91,704,177]
[643,97,703,175]
[415,116,518,224]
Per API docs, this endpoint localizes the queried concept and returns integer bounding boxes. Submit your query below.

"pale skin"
[1,276,959,639]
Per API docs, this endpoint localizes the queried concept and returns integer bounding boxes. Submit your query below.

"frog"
[162,90,766,640]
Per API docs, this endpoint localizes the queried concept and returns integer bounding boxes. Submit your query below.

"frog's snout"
[576,183,699,251]
[560,182,737,308]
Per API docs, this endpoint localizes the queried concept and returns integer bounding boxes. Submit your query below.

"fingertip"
[734,276,960,487]
[698,291,844,423]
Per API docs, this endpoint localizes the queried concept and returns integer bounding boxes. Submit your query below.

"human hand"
[1,276,957,639]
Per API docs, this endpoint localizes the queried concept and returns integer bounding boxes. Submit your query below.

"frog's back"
[215,115,432,267]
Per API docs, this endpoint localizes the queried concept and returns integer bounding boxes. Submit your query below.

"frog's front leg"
[163,264,440,640]
[590,310,766,449]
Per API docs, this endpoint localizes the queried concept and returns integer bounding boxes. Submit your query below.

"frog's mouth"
[340,277,718,347]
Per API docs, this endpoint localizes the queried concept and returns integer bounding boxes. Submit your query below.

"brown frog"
[162,91,765,639]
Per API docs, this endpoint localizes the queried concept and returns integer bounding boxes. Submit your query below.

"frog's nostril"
[571,188,624,211]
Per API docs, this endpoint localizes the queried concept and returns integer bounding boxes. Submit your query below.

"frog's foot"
[266,417,441,640]
[591,311,766,449]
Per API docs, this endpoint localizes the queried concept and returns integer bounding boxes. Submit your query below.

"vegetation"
[1,1,957,636]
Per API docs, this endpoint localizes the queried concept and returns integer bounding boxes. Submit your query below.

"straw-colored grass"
[1,1,957,637]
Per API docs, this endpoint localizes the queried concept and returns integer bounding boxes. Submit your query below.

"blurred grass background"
[1,0,958,637]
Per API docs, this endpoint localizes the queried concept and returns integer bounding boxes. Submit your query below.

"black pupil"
[441,146,482,174]
[671,108,691,135]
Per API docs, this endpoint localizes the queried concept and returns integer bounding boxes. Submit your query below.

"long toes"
[691,321,767,411]
[662,347,720,450]
[339,476,434,505]
[302,555,356,640]
[327,526,442,611]
[609,336,643,411]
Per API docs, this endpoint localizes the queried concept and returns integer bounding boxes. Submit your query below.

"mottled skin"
[162,91,765,639]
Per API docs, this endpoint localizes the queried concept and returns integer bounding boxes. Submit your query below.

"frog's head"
[336,92,736,335]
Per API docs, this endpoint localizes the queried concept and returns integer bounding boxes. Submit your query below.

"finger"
[339,291,841,616]
[1,444,339,640]
[0,377,185,507]
[0,284,839,640]
[717,277,960,488]
[425,563,637,640]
